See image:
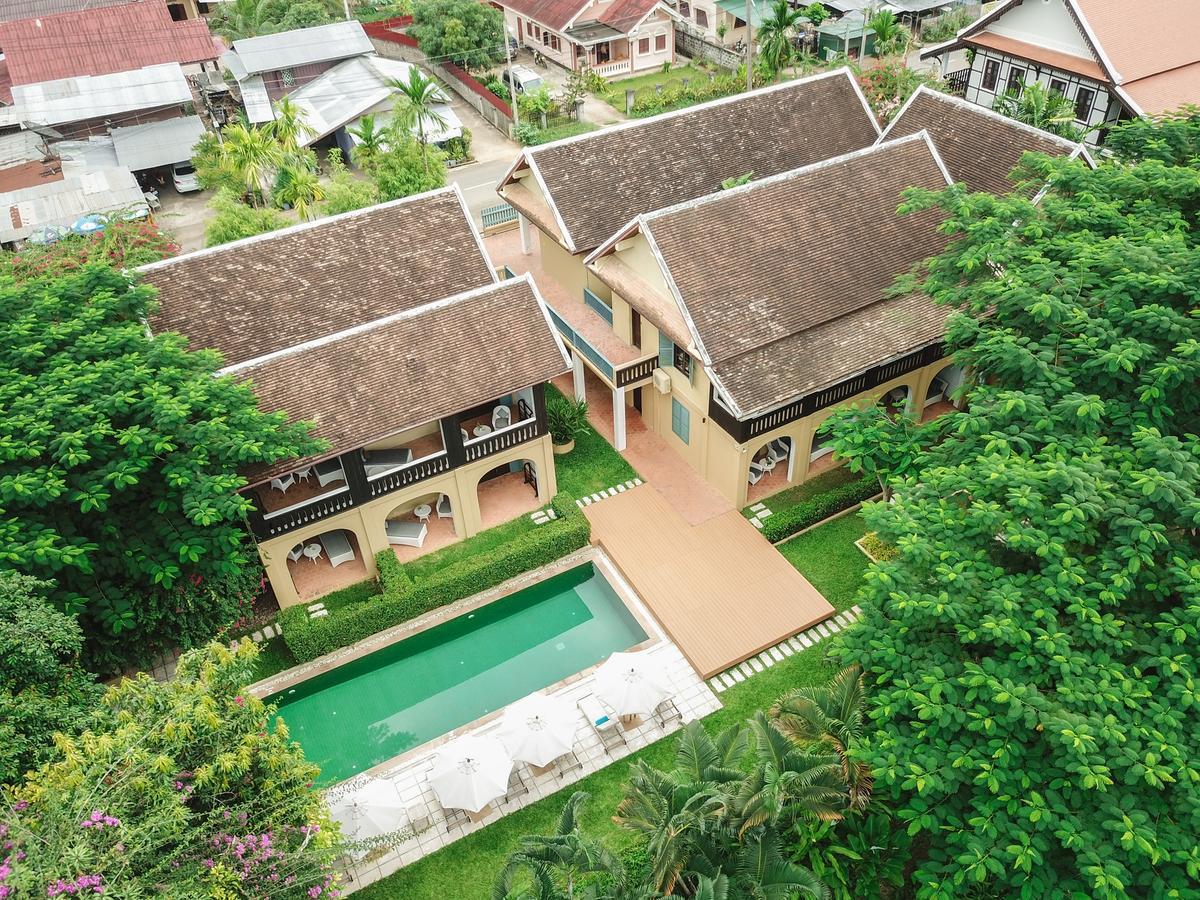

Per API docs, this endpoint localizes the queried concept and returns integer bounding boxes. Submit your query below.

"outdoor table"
[303,543,323,563]
[473,424,493,438]
[414,503,432,522]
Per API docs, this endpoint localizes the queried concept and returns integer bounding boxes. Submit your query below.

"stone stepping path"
[529,506,559,525]
[575,478,643,508]
[746,501,774,531]
[229,621,285,652]
[705,605,862,694]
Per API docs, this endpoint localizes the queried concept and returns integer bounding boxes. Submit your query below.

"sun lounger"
[315,459,345,488]
[385,520,427,548]
[578,695,626,754]
[552,749,584,782]
[654,697,683,730]
[362,447,413,478]
[318,530,355,568]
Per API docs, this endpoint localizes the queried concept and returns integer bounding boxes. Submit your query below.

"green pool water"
[271,562,647,784]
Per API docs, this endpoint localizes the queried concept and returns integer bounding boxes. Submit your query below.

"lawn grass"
[520,121,599,145]
[249,639,296,683]
[546,384,639,497]
[358,512,870,900]
[601,64,709,108]
[744,465,861,518]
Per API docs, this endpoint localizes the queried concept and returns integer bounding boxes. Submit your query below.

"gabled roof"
[229,275,571,483]
[498,68,881,255]
[598,0,669,34]
[878,86,1093,195]
[498,0,589,33]
[10,63,193,126]
[588,134,955,419]
[0,0,217,87]
[226,21,373,76]
[0,0,127,20]
[142,186,497,367]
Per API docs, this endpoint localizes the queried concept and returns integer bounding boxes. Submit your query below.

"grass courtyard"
[359,510,872,900]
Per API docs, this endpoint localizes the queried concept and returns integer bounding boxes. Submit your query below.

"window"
[1074,86,1095,121]
[1049,77,1067,96]
[281,67,295,87]
[680,0,690,14]
[982,58,999,90]
[550,34,560,51]
[542,31,550,45]
[658,333,692,381]
[638,36,650,54]
[655,33,666,51]
[1005,66,1026,96]
[695,8,707,26]
[671,398,690,444]
[673,344,692,380]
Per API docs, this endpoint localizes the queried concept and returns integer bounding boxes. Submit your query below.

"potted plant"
[546,395,589,454]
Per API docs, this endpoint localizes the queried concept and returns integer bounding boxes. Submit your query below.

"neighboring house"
[221,21,375,124]
[141,187,570,608]
[110,115,209,175]
[815,11,875,60]
[921,0,1200,144]
[823,0,956,29]
[0,0,207,21]
[581,133,964,508]
[0,0,219,104]
[286,56,462,158]
[498,0,680,77]
[496,68,880,449]
[879,84,1094,195]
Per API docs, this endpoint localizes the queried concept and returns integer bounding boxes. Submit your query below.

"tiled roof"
[879,87,1086,196]
[964,31,1105,81]
[142,188,496,367]
[499,0,588,32]
[598,0,662,34]
[501,68,880,253]
[0,0,218,86]
[0,0,127,21]
[637,134,953,417]
[234,276,571,483]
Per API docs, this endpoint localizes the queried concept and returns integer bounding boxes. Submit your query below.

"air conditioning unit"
[652,367,672,395]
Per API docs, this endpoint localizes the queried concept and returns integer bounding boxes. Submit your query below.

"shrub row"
[761,475,880,543]
[279,493,589,663]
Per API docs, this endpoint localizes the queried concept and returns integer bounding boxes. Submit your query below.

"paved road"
[448,157,515,223]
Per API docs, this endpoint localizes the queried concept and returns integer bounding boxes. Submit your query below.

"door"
[633,387,643,414]
[631,309,642,350]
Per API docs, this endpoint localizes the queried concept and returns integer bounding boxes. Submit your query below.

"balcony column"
[572,350,586,402]
[613,385,627,451]
[518,212,533,254]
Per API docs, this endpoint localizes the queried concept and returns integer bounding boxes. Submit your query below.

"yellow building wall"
[257,434,559,608]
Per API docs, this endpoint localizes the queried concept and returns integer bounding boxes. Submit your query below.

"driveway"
[155,183,215,254]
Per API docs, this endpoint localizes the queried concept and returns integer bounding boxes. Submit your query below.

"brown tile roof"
[143,188,496,367]
[879,86,1087,196]
[500,0,588,32]
[1121,63,1200,118]
[599,0,662,34]
[505,68,880,254]
[588,255,691,349]
[235,276,571,483]
[637,134,953,417]
[965,31,1105,81]
[0,0,218,86]
[500,179,564,243]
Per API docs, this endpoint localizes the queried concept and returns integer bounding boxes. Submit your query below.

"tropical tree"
[266,95,317,155]
[322,149,380,215]
[410,0,505,69]
[800,2,827,25]
[0,264,321,669]
[206,187,290,246]
[210,0,268,40]
[994,80,1082,140]
[770,665,872,812]
[818,404,942,501]
[374,136,446,200]
[1103,105,1200,164]
[388,67,450,175]
[755,0,805,79]
[867,9,909,57]
[219,122,283,205]
[348,113,388,170]
[274,160,327,220]
[833,127,1200,895]
[495,792,623,900]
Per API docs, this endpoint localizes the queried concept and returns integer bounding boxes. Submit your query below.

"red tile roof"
[599,0,662,34]
[501,0,588,33]
[0,0,218,87]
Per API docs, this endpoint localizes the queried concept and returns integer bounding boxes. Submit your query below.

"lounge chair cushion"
[362,448,413,478]
[318,530,355,567]
[386,520,427,548]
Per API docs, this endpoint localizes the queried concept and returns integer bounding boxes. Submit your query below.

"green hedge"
[279,493,590,663]
[761,476,880,543]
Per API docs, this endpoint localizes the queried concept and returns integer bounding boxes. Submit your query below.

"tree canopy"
[0,265,321,669]
[410,0,504,68]
[832,126,1200,896]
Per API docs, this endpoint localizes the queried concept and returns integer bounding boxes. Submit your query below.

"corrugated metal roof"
[0,131,46,167]
[10,63,192,126]
[239,75,274,124]
[111,114,207,170]
[0,0,218,85]
[227,21,373,75]
[0,164,147,243]
[0,0,128,22]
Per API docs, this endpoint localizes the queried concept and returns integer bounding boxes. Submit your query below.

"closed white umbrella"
[428,735,512,814]
[327,778,407,849]
[595,651,673,718]
[499,693,578,767]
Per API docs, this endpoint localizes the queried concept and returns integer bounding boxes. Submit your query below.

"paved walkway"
[584,484,834,678]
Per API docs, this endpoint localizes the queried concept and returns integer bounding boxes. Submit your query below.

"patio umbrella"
[70,214,107,236]
[428,735,512,814]
[595,651,673,718]
[498,693,577,767]
[327,778,407,844]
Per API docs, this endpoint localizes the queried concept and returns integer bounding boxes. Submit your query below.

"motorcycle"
[532,48,547,68]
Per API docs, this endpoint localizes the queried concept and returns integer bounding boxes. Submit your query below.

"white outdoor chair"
[748,461,767,485]
[287,543,304,562]
[492,405,512,430]
[271,474,295,493]
[436,493,453,519]
[766,438,789,463]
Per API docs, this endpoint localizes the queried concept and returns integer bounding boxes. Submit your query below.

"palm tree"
[769,664,873,812]
[994,81,1083,140]
[348,114,387,170]
[266,96,316,156]
[387,68,449,175]
[212,0,267,41]
[495,792,623,900]
[273,162,325,221]
[219,123,282,207]
[755,0,805,79]
[730,829,829,899]
[867,9,909,57]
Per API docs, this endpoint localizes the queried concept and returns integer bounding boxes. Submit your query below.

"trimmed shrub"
[281,494,590,663]
[761,476,879,543]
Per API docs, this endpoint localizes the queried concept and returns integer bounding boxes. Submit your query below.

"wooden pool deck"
[584,485,835,678]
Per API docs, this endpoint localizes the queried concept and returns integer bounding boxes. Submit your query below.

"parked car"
[502,65,544,95]
[171,161,201,193]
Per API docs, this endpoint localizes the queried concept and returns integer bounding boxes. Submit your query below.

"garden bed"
[545,384,638,496]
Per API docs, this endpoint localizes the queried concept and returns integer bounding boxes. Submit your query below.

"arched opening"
[747,435,794,504]
[476,458,542,531]
[880,384,912,417]
[384,491,456,563]
[807,426,839,478]
[286,528,369,603]
[922,364,965,421]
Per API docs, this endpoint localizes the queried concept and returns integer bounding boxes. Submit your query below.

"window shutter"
[658,332,672,368]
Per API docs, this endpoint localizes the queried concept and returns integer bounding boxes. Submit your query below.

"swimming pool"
[271,562,648,784]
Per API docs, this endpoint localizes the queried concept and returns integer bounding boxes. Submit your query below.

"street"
[448,156,514,223]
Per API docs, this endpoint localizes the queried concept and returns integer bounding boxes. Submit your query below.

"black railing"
[250,487,356,540]
[366,451,452,498]
[946,68,970,97]
[617,356,657,388]
[710,342,946,444]
[463,418,542,462]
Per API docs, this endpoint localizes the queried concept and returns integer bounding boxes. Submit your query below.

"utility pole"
[343,0,351,20]
[860,1,873,60]
[745,0,754,90]
[505,30,520,131]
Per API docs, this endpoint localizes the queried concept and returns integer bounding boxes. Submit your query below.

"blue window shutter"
[671,398,690,444]
[658,332,672,368]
